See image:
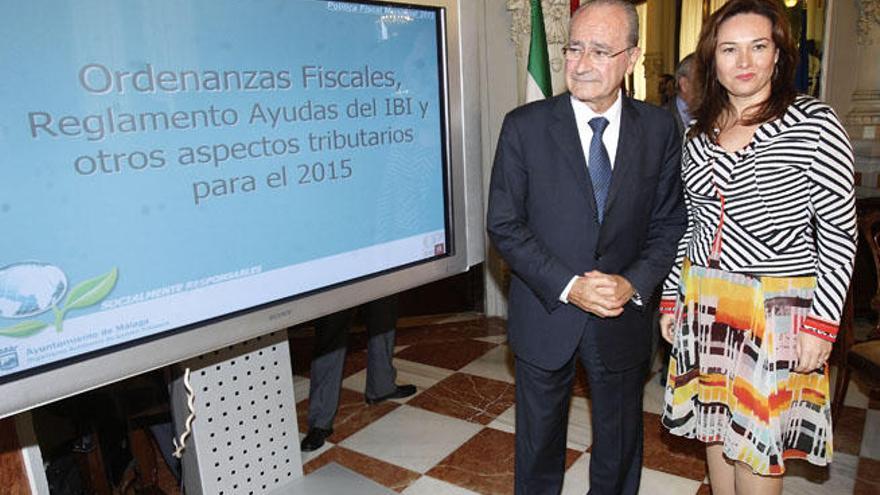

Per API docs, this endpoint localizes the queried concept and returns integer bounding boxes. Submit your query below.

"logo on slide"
[0,347,18,371]
[0,262,118,337]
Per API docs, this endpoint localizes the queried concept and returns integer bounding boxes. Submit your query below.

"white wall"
[476,0,519,317]
[823,0,860,117]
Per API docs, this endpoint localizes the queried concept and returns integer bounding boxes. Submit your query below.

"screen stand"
[170,330,394,494]
[12,412,50,494]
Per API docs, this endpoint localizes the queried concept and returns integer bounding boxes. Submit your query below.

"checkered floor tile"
[285,316,880,494]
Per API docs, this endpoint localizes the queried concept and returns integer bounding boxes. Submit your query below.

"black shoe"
[365,384,417,405]
[300,427,333,452]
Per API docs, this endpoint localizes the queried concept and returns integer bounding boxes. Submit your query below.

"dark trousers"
[514,327,647,495]
[307,295,398,429]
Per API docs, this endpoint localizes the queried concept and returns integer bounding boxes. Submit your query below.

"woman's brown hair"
[688,0,798,139]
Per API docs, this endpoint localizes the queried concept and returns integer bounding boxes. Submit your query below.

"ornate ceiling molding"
[859,0,880,45]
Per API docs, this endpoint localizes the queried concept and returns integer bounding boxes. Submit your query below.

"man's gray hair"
[572,0,639,48]
[675,53,694,81]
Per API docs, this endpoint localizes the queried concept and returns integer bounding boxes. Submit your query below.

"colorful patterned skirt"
[662,259,832,475]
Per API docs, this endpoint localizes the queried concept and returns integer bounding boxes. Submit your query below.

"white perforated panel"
[173,330,302,495]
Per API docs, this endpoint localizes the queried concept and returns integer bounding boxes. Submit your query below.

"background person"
[300,295,416,452]
[656,53,697,387]
[663,53,696,136]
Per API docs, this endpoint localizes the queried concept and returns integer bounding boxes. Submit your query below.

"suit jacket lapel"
[604,97,641,216]
[549,94,598,216]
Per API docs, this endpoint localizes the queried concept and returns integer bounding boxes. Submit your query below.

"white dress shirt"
[571,90,623,170]
[560,91,624,303]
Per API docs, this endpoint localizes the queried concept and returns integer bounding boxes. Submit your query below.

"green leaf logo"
[0,320,48,338]
[0,266,119,334]
[63,268,118,311]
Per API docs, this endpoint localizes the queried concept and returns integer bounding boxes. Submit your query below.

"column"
[642,0,678,104]
[847,0,880,188]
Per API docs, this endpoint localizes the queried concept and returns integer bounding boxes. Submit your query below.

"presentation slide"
[0,0,448,379]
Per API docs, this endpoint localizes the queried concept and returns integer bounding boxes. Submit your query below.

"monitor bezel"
[0,0,476,419]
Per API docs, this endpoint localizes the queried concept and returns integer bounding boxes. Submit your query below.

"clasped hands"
[567,271,634,318]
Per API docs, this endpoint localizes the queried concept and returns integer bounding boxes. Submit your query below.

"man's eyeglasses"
[562,44,633,64]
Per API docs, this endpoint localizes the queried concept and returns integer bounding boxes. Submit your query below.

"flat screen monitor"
[0,0,483,418]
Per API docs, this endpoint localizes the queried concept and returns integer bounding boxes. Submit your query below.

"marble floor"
[283,314,880,495]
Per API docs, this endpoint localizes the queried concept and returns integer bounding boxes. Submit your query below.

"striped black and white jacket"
[660,95,857,342]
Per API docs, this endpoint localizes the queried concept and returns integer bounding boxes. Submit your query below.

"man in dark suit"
[486,1,686,493]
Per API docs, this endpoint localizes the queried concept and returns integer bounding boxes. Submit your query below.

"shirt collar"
[569,90,623,127]
[675,95,691,124]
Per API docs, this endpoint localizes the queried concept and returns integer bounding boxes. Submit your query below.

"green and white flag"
[525,0,552,102]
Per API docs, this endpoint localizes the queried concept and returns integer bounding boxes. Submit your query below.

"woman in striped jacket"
[658,1,856,494]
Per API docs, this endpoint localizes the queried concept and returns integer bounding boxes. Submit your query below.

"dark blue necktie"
[588,117,612,223]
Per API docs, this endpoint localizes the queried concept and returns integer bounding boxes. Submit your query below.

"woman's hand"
[794,332,833,373]
[660,313,676,344]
